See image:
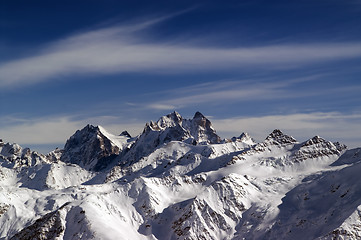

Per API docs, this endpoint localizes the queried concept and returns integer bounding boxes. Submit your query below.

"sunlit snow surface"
[0,112,359,240]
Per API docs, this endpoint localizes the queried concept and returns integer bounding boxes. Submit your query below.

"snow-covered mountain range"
[0,111,360,239]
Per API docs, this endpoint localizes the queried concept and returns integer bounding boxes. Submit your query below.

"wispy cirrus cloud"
[144,74,358,110]
[1,15,361,87]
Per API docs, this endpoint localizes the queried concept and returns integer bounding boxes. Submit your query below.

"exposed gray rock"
[60,125,120,171]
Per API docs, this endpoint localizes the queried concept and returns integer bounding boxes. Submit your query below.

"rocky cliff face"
[183,111,221,145]
[60,124,131,171]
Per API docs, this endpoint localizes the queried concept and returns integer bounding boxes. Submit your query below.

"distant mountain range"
[1,111,360,239]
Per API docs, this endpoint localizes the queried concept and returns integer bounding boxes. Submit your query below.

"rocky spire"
[265,129,297,145]
[187,111,221,144]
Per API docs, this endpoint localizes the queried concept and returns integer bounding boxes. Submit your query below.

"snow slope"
[0,112,359,240]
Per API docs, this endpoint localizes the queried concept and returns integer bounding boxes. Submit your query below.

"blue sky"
[1,0,361,153]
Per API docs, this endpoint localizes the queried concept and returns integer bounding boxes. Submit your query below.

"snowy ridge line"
[0,111,360,240]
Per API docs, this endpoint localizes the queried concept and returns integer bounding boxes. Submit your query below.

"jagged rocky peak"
[116,111,221,167]
[0,142,22,157]
[265,129,297,145]
[140,111,220,145]
[63,124,105,148]
[302,135,347,151]
[334,141,348,152]
[46,147,63,162]
[186,111,221,144]
[158,111,183,129]
[141,111,189,141]
[231,132,255,145]
[143,111,182,132]
[60,124,121,171]
[0,141,46,166]
[303,135,327,146]
[21,147,31,157]
[290,135,348,163]
[120,131,131,138]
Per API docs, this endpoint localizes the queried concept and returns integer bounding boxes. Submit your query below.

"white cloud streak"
[148,104,177,110]
[145,75,334,110]
[1,17,361,87]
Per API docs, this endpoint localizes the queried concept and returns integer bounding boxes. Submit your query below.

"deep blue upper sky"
[1,0,361,152]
